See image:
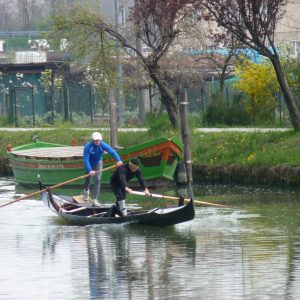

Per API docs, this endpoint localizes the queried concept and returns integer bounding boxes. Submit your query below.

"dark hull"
[41,191,195,226]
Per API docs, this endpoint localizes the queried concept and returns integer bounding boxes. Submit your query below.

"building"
[275,1,300,57]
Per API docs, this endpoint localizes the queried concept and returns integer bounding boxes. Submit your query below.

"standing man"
[110,158,150,216]
[83,132,123,206]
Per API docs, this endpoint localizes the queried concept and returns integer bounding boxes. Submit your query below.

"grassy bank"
[191,129,300,185]
[192,130,300,166]
[1,127,300,185]
[0,128,151,155]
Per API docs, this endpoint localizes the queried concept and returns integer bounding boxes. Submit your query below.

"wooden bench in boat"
[11,146,83,160]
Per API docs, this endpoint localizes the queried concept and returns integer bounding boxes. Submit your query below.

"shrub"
[145,112,173,136]
[204,94,251,126]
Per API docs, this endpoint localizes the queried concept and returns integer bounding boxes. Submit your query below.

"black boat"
[41,189,195,226]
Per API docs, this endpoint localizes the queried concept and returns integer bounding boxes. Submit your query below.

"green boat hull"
[8,137,183,187]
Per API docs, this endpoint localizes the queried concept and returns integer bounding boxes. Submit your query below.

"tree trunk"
[270,56,300,130]
[219,53,233,101]
[147,65,179,128]
[136,35,147,122]
[219,62,228,100]
[18,0,30,31]
[115,0,124,126]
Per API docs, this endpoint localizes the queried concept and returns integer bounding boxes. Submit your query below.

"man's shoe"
[117,200,127,216]
[83,190,90,201]
[92,199,101,207]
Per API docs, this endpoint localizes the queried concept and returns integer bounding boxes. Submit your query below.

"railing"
[0,31,46,37]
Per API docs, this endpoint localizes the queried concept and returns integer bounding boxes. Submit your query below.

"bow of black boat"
[40,183,195,226]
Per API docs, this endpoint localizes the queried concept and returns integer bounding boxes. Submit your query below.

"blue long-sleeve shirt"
[83,141,121,173]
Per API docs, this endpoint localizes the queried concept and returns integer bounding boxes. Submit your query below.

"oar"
[131,190,230,208]
[0,164,118,208]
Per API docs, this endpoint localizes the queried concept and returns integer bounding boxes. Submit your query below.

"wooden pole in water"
[179,88,193,198]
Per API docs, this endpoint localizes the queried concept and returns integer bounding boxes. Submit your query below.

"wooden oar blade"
[0,189,44,208]
[192,199,230,208]
[0,164,118,208]
[131,190,230,208]
[131,191,175,200]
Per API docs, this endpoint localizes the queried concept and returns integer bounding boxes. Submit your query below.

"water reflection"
[40,224,196,300]
[86,228,109,298]
[2,179,300,299]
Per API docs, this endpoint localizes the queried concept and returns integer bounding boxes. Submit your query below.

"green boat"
[7,137,183,187]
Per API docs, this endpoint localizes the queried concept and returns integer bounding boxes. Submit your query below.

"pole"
[89,85,93,125]
[201,86,204,126]
[69,84,73,123]
[50,69,54,124]
[131,190,229,208]
[109,87,118,148]
[8,81,14,123]
[114,0,125,126]
[0,164,118,208]
[180,88,193,198]
[63,81,69,121]
[12,85,17,127]
[31,86,35,126]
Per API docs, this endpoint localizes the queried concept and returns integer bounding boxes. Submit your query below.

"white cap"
[91,132,102,141]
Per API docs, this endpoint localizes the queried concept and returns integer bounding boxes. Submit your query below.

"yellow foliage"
[234,61,279,106]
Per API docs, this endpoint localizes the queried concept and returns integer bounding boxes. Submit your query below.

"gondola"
[41,188,195,226]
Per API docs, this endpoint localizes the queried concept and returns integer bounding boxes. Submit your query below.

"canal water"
[1,177,300,300]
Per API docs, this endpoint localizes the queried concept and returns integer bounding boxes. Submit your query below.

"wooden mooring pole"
[179,88,193,198]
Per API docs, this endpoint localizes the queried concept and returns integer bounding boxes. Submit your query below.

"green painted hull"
[8,137,183,187]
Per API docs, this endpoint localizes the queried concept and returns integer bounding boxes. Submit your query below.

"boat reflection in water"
[42,224,196,299]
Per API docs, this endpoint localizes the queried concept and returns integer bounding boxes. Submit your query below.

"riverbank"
[1,127,300,186]
[190,129,300,186]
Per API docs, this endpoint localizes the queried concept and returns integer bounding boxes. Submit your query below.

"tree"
[49,3,117,94]
[18,0,30,31]
[234,60,279,123]
[51,0,197,128]
[129,0,197,127]
[201,0,300,129]
[0,0,56,31]
[0,1,19,31]
[181,13,241,98]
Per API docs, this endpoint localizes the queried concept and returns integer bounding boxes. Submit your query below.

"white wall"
[0,40,4,52]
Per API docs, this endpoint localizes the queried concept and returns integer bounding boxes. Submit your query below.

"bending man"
[110,158,149,216]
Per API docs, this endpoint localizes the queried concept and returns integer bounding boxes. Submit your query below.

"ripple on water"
[0,185,15,191]
[1,181,300,299]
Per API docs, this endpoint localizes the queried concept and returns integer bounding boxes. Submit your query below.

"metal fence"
[0,74,294,127]
[0,76,107,126]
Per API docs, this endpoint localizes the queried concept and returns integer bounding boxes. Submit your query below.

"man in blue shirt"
[83,132,123,206]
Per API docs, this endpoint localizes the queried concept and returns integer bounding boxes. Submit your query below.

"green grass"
[0,128,163,160]
[191,130,300,166]
[1,127,300,168]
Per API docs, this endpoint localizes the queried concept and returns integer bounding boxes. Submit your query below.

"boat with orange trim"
[7,137,183,187]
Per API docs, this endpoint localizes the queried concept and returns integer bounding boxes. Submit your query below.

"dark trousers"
[110,182,126,204]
